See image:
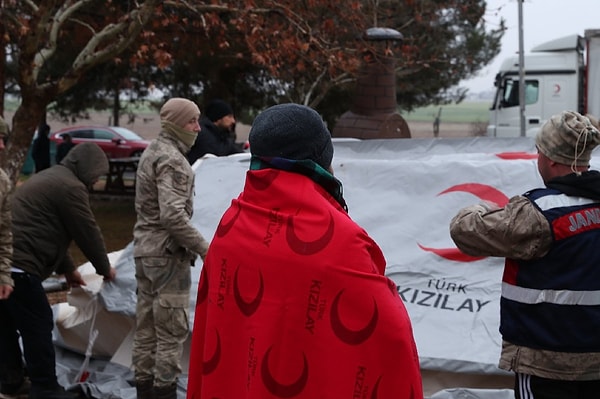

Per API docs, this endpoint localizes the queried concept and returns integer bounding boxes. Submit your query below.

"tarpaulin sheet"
[187,138,541,376]
[52,136,574,398]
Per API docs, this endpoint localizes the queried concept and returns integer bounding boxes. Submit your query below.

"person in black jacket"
[0,143,117,399]
[186,99,242,164]
[55,133,75,164]
[31,123,51,172]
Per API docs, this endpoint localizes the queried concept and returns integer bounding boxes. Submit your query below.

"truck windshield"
[500,79,539,108]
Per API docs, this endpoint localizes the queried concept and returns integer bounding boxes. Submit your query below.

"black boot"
[0,377,30,398]
[135,379,154,399]
[153,383,177,399]
[28,384,78,399]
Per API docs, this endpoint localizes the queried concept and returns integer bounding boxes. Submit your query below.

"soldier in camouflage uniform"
[133,98,209,399]
[0,117,20,399]
[0,116,12,303]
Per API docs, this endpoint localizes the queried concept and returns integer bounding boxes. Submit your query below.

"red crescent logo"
[248,169,279,190]
[418,183,509,262]
[261,346,309,397]
[554,84,561,94]
[215,201,241,238]
[417,243,485,262]
[330,289,379,345]
[196,268,209,305]
[438,183,509,207]
[286,212,334,255]
[202,330,221,375]
[495,152,537,160]
[233,266,264,316]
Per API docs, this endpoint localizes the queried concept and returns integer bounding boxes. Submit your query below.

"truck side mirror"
[494,73,501,88]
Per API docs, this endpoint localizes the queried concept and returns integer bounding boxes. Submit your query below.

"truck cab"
[487,34,585,137]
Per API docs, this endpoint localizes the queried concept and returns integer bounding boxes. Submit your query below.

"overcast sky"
[461,0,599,92]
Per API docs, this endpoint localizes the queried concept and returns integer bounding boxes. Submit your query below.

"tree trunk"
[1,98,48,184]
[0,22,5,117]
[112,86,121,127]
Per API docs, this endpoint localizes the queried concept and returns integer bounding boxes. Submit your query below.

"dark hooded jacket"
[186,116,242,164]
[11,143,111,280]
[546,170,600,199]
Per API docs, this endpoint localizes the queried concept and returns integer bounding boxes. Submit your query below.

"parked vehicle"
[50,126,149,159]
[487,29,600,137]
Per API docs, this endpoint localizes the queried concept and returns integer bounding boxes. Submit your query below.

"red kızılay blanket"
[187,169,423,399]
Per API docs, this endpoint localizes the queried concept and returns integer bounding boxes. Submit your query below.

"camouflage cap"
[587,113,600,130]
[535,111,600,166]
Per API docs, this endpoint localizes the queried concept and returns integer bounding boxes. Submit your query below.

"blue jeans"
[0,272,58,389]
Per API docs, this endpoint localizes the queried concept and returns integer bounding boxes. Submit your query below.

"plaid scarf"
[250,156,348,212]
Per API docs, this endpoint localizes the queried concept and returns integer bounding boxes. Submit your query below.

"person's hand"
[103,267,117,282]
[65,270,86,288]
[0,284,13,300]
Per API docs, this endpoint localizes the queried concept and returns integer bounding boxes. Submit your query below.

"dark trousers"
[0,272,58,388]
[516,373,600,399]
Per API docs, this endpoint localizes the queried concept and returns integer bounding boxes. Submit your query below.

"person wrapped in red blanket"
[187,103,423,399]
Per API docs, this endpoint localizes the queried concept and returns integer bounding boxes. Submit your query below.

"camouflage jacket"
[0,169,12,287]
[449,195,552,260]
[133,131,209,261]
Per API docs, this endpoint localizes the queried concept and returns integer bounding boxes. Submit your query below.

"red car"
[50,126,149,159]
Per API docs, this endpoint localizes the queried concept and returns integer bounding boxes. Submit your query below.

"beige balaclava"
[160,98,200,147]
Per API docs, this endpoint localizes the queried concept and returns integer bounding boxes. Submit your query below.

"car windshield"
[112,127,144,141]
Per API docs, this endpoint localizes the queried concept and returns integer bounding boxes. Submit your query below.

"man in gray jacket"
[133,98,209,399]
[0,142,117,399]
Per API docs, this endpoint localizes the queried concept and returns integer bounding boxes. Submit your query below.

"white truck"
[487,29,600,137]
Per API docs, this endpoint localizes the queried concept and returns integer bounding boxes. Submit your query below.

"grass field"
[6,97,492,124]
[401,101,491,124]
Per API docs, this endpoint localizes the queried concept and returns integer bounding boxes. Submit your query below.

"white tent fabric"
[50,136,579,398]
